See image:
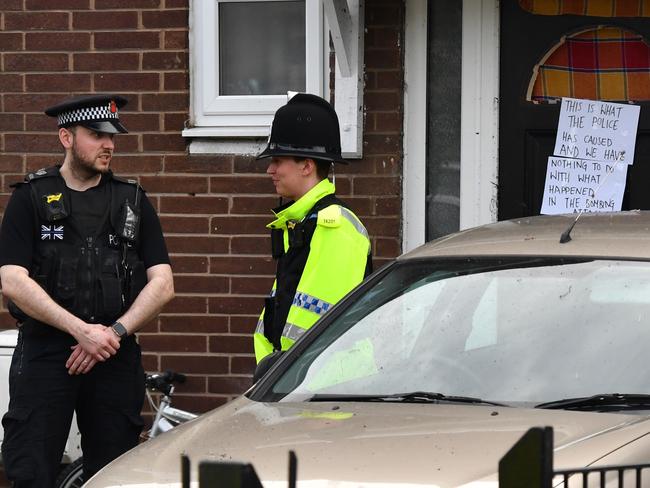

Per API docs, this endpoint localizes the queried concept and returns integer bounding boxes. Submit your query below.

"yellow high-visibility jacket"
[254,179,371,363]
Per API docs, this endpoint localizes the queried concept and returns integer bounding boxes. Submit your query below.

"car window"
[263,257,650,406]
[466,279,498,350]
[590,263,650,303]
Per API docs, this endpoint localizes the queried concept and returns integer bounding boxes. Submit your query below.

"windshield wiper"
[535,393,650,411]
[308,391,507,407]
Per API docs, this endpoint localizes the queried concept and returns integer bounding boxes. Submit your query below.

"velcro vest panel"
[262,194,372,350]
[9,166,147,325]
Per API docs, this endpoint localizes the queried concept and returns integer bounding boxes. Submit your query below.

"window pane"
[219,1,306,96]
[529,26,650,103]
[426,1,462,240]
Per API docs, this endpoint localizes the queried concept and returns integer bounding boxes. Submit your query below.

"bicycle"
[55,370,197,488]
[144,370,198,439]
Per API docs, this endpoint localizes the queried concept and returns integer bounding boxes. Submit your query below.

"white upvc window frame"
[184,0,325,138]
[185,0,364,158]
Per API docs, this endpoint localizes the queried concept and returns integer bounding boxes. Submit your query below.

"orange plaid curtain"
[529,27,650,103]
[520,0,650,16]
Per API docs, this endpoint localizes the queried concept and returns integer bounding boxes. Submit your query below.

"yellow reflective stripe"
[283,306,319,350]
[255,319,264,335]
[340,206,369,241]
[282,322,307,342]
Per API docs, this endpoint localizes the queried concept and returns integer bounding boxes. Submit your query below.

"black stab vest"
[9,166,147,325]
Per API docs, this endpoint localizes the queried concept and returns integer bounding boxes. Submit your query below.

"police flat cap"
[45,94,128,134]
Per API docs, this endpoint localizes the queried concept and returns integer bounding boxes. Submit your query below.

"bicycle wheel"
[55,457,84,488]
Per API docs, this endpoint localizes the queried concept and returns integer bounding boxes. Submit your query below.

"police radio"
[116,185,141,308]
[116,186,141,244]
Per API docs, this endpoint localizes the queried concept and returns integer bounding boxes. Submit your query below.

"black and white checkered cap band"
[57,102,119,126]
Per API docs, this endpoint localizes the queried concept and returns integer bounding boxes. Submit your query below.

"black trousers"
[1,320,145,487]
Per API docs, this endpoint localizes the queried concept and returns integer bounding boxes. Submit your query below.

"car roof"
[401,210,650,260]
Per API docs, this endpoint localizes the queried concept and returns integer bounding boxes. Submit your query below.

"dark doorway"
[426,1,462,240]
[498,2,650,220]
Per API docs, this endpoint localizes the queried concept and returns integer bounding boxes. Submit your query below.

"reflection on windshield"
[268,258,650,405]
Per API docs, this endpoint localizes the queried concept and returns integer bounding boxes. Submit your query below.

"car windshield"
[263,257,650,406]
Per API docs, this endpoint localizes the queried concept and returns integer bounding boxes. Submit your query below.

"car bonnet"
[85,396,650,487]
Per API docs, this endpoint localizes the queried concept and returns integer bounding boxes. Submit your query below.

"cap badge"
[110,100,117,113]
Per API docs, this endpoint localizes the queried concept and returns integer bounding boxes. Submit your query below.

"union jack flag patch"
[41,225,64,240]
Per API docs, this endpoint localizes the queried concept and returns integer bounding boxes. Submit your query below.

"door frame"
[403,0,500,252]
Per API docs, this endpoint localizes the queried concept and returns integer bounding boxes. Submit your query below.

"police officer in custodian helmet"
[0,94,174,487]
[253,93,373,364]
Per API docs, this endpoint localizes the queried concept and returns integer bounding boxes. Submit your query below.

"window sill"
[184,136,267,156]
[182,126,270,138]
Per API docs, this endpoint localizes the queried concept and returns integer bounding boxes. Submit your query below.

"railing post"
[499,427,554,488]
[181,455,190,488]
[288,450,297,488]
[198,461,264,488]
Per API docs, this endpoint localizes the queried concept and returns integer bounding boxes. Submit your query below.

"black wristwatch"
[111,321,128,339]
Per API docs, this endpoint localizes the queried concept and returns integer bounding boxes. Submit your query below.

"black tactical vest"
[9,166,147,325]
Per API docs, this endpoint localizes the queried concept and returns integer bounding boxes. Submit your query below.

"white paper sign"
[554,97,640,164]
[541,156,628,215]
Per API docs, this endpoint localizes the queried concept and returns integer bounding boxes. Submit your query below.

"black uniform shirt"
[68,175,110,237]
[0,174,170,270]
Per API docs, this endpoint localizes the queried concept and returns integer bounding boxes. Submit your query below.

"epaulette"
[10,166,60,188]
[20,166,69,221]
[112,174,138,186]
[25,166,60,182]
[111,174,145,192]
[317,204,342,228]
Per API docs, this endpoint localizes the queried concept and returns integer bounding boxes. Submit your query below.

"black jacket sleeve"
[0,184,36,269]
[137,193,170,269]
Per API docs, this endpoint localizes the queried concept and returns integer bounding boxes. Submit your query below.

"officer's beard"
[69,142,111,181]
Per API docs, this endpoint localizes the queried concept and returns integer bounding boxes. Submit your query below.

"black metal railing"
[554,465,647,488]
[499,427,650,488]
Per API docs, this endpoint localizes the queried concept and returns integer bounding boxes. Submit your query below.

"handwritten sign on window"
[554,98,639,164]
[540,157,628,215]
[541,97,639,215]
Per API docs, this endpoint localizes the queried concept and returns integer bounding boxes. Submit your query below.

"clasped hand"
[66,323,120,375]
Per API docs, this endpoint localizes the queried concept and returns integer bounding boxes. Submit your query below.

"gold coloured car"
[86,211,650,487]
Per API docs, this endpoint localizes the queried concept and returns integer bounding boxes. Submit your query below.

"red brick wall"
[0,0,403,425]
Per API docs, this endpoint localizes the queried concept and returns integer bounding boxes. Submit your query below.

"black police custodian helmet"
[45,94,128,134]
[256,93,347,164]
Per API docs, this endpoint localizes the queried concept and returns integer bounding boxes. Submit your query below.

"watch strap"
[111,321,127,338]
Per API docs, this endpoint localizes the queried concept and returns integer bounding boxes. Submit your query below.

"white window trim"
[459,0,499,230]
[324,0,364,158]
[184,0,325,138]
[403,0,428,252]
[185,0,364,158]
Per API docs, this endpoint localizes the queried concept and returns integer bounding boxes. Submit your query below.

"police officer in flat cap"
[0,94,174,487]
[253,93,372,367]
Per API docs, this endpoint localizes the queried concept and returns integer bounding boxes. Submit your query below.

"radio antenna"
[559,150,626,244]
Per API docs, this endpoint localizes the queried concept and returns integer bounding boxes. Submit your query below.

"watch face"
[112,322,127,337]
